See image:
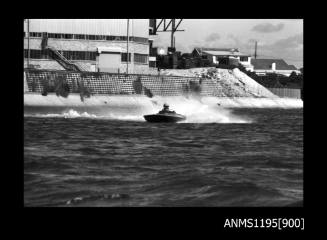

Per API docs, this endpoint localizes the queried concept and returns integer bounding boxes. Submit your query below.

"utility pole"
[174,36,176,49]
[27,19,30,68]
[126,19,129,74]
[171,19,175,48]
[254,41,257,59]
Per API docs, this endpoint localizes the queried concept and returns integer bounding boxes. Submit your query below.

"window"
[106,36,115,41]
[54,33,61,39]
[62,51,69,59]
[77,51,81,60]
[240,56,248,62]
[29,32,42,38]
[27,49,44,59]
[94,35,105,40]
[90,52,96,61]
[26,32,149,43]
[34,50,41,58]
[63,34,72,39]
[69,51,75,60]
[71,51,75,59]
[24,49,96,61]
[134,53,148,64]
[74,34,86,40]
[121,53,131,62]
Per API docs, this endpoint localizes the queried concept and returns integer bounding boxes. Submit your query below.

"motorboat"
[144,104,186,123]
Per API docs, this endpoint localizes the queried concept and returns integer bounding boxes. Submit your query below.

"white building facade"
[24,19,152,74]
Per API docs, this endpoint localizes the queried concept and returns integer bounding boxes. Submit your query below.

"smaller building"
[192,48,254,71]
[251,59,300,77]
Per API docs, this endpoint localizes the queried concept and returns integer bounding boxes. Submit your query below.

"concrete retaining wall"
[24,69,225,97]
[23,69,303,109]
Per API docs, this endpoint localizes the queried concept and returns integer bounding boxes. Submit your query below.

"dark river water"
[24,108,303,207]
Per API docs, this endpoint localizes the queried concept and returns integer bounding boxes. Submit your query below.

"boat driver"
[159,103,171,114]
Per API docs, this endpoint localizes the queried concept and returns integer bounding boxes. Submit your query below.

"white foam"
[31,109,97,119]
[25,96,252,123]
[104,114,145,122]
[145,96,252,123]
[24,95,302,123]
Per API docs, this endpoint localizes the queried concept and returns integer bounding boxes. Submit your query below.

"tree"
[289,71,298,83]
[289,71,297,77]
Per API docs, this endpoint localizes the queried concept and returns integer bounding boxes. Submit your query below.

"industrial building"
[23,19,154,74]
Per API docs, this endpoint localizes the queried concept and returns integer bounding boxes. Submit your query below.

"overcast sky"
[152,19,303,68]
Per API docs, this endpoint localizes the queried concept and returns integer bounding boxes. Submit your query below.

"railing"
[46,46,81,71]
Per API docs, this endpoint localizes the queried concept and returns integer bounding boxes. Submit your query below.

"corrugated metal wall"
[268,88,301,99]
[24,19,149,38]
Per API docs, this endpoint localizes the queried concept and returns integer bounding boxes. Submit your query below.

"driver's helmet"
[163,103,169,108]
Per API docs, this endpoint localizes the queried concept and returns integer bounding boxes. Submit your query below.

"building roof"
[196,47,239,52]
[251,59,298,70]
[194,47,250,57]
[203,50,249,57]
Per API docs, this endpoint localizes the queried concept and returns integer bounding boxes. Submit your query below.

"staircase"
[46,46,86,72]
[41,33,87,72]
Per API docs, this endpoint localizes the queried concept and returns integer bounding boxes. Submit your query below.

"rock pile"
[160,67,277,98]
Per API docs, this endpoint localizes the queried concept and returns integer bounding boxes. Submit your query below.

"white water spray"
[147,96,251,123]
[26,96,252,123]
[29,109,97,119]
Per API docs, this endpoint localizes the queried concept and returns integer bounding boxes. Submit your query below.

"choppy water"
[24,108,303,207]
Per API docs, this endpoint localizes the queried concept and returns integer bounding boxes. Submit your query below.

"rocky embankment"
[160,67,278,98]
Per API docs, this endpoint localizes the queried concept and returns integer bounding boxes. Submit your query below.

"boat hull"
[144,113,186,123]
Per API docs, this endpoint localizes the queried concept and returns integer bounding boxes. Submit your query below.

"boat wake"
[149,96,252,124]
[30,110,97,119]
[24,96,252,124]
[24,109,145,122]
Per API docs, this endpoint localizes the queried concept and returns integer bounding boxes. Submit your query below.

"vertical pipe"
[171,19,175,48]
[126,19,129,74]
[254,41,257,59]
[27,19,30,68]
